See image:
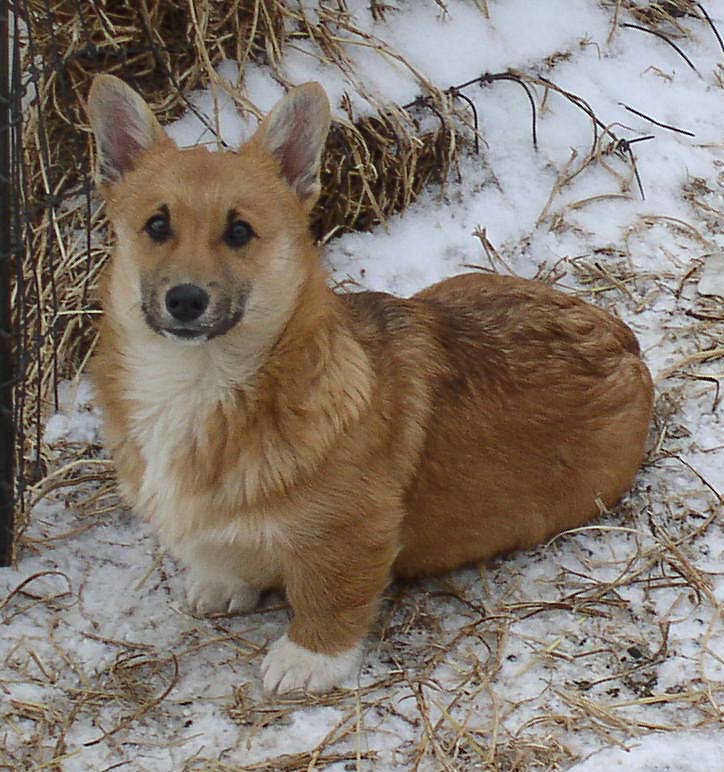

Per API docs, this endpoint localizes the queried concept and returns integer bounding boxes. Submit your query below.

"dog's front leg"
[180,537,279,617]
[261,516,399,694]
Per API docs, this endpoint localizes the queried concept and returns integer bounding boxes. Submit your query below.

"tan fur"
[88,77,654,688]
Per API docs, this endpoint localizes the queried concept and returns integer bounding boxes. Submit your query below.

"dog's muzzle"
[141,281,247,342]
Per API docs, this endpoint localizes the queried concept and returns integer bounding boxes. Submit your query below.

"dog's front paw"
[260,633,361,694]
[185,574,260,616]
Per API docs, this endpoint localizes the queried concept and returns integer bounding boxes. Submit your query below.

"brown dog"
[87,75,654,693]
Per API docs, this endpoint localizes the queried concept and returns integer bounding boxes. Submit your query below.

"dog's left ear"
[253,83,331,211]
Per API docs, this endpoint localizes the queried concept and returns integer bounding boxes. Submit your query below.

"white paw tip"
[260,633,361,694]
[186,577,260,616]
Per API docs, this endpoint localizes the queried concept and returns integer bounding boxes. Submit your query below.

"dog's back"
[342,272,653,577]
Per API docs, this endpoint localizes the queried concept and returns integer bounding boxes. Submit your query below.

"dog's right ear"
[87,74,169,186]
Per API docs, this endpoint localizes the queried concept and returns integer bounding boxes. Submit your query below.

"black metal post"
[0,0,15,566]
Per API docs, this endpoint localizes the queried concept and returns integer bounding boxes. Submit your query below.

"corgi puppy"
[87,75,654,694]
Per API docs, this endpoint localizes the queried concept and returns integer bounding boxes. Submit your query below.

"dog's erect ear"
[253,83,331,211]
[87,74,169,185]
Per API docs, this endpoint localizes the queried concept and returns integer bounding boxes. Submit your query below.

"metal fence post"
[0,0,15,566]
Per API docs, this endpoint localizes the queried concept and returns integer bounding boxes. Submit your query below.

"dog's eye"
[145,214,171,243]
[224,220,254,248]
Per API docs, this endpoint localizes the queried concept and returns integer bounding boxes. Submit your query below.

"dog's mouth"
[143,305,246,344]
[161,327,209,342]
[154,308,245,343]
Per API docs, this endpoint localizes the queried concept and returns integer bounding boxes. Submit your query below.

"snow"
[2,1,723,770]
[568,730,724,772]
[699,251,724,297]
[43,379,103,447]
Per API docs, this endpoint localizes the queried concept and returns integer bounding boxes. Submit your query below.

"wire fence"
[3,0,94,565]
[1,0,13,565]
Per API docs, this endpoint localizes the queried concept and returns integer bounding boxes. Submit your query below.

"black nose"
[165,284,210,322]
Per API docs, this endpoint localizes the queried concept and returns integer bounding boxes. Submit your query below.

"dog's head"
[87,75,331,345]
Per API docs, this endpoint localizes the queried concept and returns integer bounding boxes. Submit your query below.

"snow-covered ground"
[2,2,723,770]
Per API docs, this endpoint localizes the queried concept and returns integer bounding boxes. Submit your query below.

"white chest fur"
[123,334,258,547]
[122,337,286,594]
